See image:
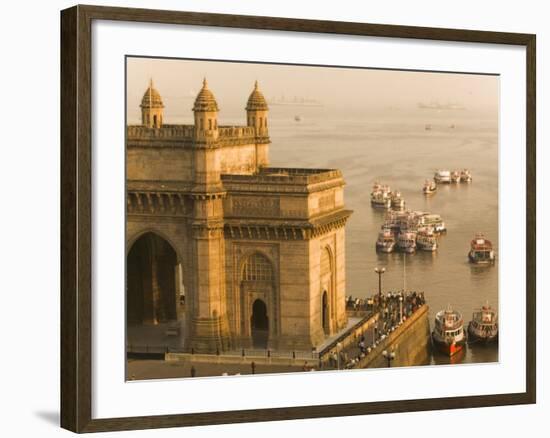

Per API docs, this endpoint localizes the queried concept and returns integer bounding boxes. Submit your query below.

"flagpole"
[403,252,406,291]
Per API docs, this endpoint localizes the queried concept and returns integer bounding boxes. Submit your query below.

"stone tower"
[193,78,219,142]
[140,79,164,128]
[246,81,270,168]
[188,79,231,353]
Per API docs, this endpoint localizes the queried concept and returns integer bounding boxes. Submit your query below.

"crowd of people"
[345,295,373,312]
[330,290,426,369]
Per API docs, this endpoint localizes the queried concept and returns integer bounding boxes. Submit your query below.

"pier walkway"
[320,291,427,370]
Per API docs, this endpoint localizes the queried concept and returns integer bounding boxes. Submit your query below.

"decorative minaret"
[187,78,231,353]
[193,78,219,142]
[140,79,164,128]
[246,81,270,169]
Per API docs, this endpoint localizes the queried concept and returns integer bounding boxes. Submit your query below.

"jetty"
[161,290,431,375]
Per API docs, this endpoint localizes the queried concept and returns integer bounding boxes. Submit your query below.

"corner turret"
[246,81,270,168]
[246,81,269,137]
[193,78,219,141]
[140,79,164,128]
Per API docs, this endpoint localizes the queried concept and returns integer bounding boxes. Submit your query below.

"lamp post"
[382,346,397,368]
[336,342,342,370]
[399,295,404,323]
[374,267,386,312]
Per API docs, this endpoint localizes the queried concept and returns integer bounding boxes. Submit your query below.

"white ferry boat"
[434,170,451,184]
[416,227,438,251]
[419,214,446,233]
[468,233,495,264]
[422,180,437,195]
[397,231,417,253]
[432,305,466,356]
[376,229,396,253]
[467,302,498,343]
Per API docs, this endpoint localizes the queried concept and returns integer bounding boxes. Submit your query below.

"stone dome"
[246,81,268,111]
[140,80,164,108]
[193,78,219,112]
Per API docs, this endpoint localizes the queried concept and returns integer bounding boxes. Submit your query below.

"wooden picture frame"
[60,4,536,433]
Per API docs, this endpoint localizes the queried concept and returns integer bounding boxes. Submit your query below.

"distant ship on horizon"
[417,101,466,110]
[268,94,323,107]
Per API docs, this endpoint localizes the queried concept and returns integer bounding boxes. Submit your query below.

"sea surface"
[267,105,499,366]
[129,103,499,365]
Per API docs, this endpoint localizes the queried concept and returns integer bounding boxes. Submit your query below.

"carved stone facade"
[126,79,352,353]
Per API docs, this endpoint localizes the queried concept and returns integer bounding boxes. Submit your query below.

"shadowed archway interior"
[251,299,269,348]
[322,290,329,334]
[127,232,178,325]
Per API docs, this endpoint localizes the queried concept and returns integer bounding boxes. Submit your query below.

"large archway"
[251,299,269,348]
[127,232,178,325]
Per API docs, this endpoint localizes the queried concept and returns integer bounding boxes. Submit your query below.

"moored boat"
[376,229,396,253]
[468,233,495,264]
[371,191,391,208]
[382,211,400,234]
[451,170,461,183]
[434,170,451,184]
[432,305,466,356]
[372,181,383,192]
[467,302,498,343]
[397,231,417,253]
[371,182,392,208]
[390,191,406,210]
[418,213,446,233]
[416,227,438,251]
[422,180,437,195]
[460,169,472,182]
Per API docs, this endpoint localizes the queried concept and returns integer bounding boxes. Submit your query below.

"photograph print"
[125,57,499,380]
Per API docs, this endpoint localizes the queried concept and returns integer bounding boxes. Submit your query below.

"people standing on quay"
[330,289,426,370]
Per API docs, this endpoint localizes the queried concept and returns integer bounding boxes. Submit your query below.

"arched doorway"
[241,252,276,348]
[320,247,333,336]
[127,232,178,325]
[322,290,329,335]
[251,299,269,348]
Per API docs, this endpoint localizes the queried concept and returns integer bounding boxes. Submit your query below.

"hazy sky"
[127,57,498,119]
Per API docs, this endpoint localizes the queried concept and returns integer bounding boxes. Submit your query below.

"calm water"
[266,105,499,365]
[129,103,499,365]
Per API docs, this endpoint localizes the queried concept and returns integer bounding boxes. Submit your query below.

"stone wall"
[127,147,194,182]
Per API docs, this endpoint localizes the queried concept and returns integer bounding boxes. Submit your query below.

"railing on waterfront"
[317,311,375,360]
[220,349,319,360]
[128,344,319,360]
